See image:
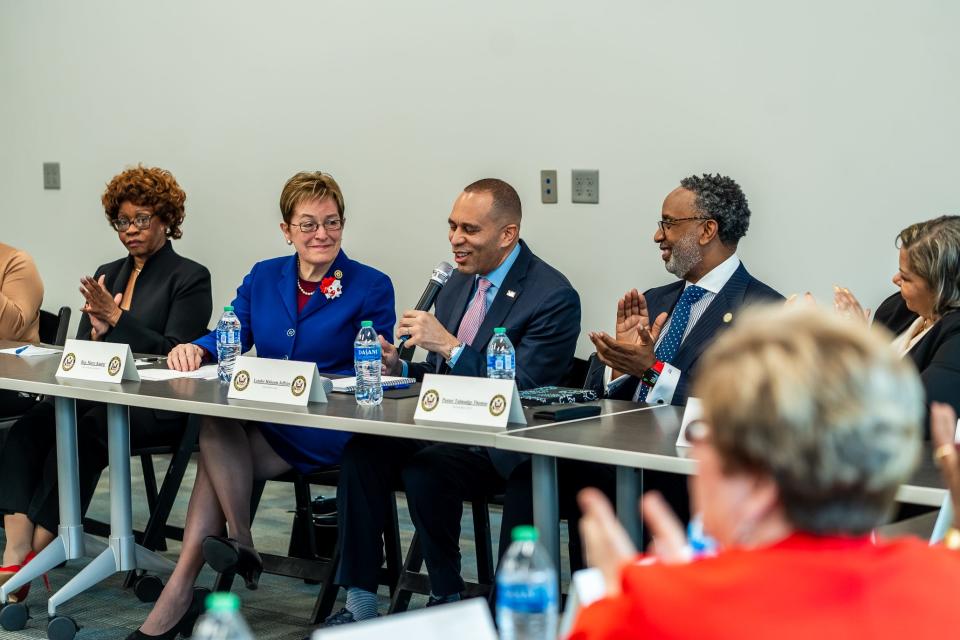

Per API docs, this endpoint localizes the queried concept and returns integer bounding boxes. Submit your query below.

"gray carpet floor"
[0,454,571,640]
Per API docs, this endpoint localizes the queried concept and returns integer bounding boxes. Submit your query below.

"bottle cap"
[205,591,240,613]
[360,320,373,328]
[511,525,538,542]
[494,327,506,335]
[223,306,234,312]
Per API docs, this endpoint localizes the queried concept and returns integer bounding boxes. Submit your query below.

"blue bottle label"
[496,580,557,614]
[487,354,513,371]
[218,329,240,346]
[355,345,381,362]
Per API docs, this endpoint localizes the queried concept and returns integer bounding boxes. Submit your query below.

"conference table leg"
[0,398,107,604]
[46,403,174,617]
[531,454,560,579]
[615,466,642,547]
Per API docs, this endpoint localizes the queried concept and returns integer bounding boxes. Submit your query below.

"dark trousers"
[500,460,691,569]
[0,398,185,533]
[336,434,506,597]
[0,390,42,420]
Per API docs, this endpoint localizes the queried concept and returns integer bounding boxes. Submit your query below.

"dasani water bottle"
[487,327,516,380]
[193,592,253,640]
[216,306,241,383]
[354,320,382,406]
[496,526,558,640]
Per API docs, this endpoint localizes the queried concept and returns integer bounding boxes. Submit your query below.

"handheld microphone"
[398,261,455,347]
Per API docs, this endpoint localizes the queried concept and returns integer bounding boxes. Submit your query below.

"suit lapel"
[298,250,350,323]
[646,281,684,321]
[673,264,750,368]
[277,254,299,324]
[471,244,532,350]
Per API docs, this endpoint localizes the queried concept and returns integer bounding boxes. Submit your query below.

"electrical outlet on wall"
[571,169,599,203]
[540,170,558,204]
[43,162,60,190]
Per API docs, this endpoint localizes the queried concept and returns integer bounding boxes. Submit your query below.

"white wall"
[2,1,958,355]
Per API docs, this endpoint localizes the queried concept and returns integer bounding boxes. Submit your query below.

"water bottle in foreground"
[354,320,382,406]
[687,513,718,558]
[193,592,253,640]
[216,306,241,383]
[486,327,516,380]
[496,525,558,640]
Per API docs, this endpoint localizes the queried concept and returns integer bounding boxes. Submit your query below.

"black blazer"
[604,262,782,405]
[406,240,581,477]
[874,292,960,435]
[76,241,213,355]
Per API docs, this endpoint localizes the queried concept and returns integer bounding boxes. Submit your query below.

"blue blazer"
[605,263,782,405]
[407,240,581,476]
[195,250,396,472]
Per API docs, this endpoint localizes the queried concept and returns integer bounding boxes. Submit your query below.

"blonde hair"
[693,305,923,535]
[279,171,345,224]
[898,215,960,316]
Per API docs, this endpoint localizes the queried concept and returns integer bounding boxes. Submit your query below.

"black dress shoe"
[125,588,205,640]
[202,536,263,590]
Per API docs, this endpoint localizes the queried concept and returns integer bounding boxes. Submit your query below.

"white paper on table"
[313,598,497,640]
[139,364,219,381]
[0,345,62,357]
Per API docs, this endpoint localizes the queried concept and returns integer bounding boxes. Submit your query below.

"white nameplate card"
[226,355,327,406]
[414,373,526,428]
[314,598,497,640]
[676,396,703,447]
[55,338,140,382]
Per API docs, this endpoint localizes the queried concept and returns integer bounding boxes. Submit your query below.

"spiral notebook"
[330,376,416,393]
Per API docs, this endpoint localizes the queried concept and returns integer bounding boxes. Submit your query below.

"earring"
[286,239,293,245]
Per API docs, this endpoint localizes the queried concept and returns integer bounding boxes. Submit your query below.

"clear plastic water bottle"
[216,306,241,384]
[193,592,253,640]
[496,526,558,640]
[354,320,382,406]
[486,327,516,380]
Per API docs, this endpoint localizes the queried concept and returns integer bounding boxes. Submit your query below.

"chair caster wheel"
[134,574,164,602]
[47,615,79,640]
[0,602,30,631]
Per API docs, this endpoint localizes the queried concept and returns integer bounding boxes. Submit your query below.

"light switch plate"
[572,169,599,204]
[540,170,558,204]
[43,162,60,190]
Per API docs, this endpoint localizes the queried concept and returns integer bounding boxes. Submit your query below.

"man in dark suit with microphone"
[500,173,783,571]
[325,178,580,626]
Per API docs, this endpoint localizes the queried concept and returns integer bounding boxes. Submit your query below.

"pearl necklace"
[296,256,320,296]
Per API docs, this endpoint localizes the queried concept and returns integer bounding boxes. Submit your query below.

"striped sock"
[345,587,379,621]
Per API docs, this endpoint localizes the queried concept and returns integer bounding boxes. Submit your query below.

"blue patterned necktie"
[636,284,708,402]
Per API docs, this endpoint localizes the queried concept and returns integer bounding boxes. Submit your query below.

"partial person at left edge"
[0,165,212,603]
[0,241,44,416]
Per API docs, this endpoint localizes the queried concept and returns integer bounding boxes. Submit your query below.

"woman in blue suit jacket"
[129,172,395,640]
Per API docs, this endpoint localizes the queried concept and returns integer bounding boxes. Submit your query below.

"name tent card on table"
[414,373,526,428]
[676,396,703,447]
[55,338,140,382]
[226,355,327,406]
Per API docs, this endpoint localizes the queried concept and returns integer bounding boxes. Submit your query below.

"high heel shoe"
[201,536,262,590]
[125,587,205,640]
[0,551,52,603]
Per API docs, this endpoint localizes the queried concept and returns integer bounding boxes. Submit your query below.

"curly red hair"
[101,165,187,239]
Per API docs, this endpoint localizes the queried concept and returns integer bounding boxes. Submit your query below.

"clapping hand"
[578,488,690,596]
[80,275,122,328]
[615,289,645,344]
[590,310,667,380]
[931,402,960,529]
[833,286,871,322]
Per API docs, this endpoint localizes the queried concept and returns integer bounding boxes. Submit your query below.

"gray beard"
[665,232,703,278]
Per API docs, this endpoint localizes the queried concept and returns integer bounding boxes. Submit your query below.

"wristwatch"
[447,342,464,364]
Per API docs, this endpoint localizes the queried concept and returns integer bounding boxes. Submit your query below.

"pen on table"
[14,345,29,355]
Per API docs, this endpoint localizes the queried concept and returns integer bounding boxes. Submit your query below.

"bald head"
[463,178,522,225]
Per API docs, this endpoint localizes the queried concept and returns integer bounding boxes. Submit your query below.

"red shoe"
[0,551,51,603]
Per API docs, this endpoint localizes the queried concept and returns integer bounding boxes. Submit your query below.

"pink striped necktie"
[456,277,492,347]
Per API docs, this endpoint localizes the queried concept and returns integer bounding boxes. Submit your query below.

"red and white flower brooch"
[320,276,342,300]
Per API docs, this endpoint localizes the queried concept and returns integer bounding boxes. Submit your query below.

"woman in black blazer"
[836,215,960,435]
[0,166,211,601]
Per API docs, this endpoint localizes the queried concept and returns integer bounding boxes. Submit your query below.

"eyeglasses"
[112,213,154,232]
[657,217,711,233]
[290,218,343,233]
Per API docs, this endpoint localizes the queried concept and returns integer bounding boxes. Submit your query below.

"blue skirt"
[259,422,352,473]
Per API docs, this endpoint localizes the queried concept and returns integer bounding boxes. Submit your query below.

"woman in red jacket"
[570,306,960,640]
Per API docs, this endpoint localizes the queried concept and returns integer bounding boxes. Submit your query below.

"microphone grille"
[432,261,455,284]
